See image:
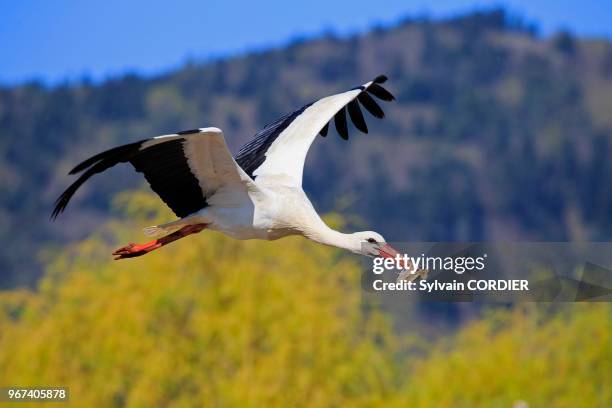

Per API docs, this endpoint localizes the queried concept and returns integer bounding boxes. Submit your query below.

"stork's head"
[351,231,401,260]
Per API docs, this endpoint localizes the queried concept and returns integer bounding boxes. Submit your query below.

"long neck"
[302,221,358,253]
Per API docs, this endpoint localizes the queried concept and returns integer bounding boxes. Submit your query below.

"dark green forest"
[1,9,612,287]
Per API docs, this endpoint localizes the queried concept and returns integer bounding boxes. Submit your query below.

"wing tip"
[364,76,395,102]
[373,74,388,84]
[68,159,93,175]
[50,194,67,220]
[67,139,145,175]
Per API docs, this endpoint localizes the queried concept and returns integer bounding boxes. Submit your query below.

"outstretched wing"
[52,127,252,219]
[234,75,394,186]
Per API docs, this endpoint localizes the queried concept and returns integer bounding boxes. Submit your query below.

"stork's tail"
[143,223,181,237]
[143,225,166,237]
[143,217,207,237]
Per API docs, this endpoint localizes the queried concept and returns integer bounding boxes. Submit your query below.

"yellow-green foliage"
[0,192,610,407]
[398,304,611,407]
[0,192,401,407]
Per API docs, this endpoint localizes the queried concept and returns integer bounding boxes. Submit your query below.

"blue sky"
[1,0,611,84]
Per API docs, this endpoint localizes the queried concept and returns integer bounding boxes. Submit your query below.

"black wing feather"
[52,147,138,219]
[367,83,395,101]
[52,135,209,219]
[130,140,208,217]
[68,140,144,175]
[357,92,385,119]
[347,99,368,134]
[373,74,388,84]
[235,103,312,177]
[319,122,329,137]
[334,107,349,140]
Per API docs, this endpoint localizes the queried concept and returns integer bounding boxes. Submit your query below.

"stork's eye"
[367,238,377,243]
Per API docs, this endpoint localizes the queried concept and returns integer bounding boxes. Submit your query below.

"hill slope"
[1,9,612,286]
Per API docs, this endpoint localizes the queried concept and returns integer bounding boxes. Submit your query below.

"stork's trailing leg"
[112,223,208,260]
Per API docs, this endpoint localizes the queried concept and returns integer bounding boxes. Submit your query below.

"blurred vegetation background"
[0,8,611,406]
[0,192,609,406]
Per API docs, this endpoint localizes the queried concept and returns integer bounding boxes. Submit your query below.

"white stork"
[52,75,409,268]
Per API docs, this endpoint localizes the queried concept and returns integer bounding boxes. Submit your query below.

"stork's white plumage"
[53,75,408,266]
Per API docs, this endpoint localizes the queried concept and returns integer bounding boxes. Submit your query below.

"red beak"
[378,244,411,270]
[378,243,399,259]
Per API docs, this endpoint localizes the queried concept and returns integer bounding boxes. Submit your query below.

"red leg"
[112,223,208,260]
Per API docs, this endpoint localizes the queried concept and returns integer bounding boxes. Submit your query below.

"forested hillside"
[1,9,612,286]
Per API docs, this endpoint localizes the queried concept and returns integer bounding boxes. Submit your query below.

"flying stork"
[52,75,412,271]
